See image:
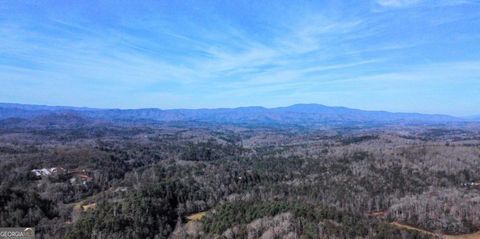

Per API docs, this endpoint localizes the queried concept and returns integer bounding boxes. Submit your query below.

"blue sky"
[0,0,479,116]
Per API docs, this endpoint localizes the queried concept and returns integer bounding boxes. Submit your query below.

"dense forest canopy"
[1,113,480,238]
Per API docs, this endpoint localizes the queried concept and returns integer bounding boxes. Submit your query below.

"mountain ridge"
[0,102,466,125]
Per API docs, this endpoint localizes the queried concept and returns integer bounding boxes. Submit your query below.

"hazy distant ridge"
[0,103,464,125]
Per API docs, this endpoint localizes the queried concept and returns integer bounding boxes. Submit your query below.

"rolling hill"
[0,103,464,126]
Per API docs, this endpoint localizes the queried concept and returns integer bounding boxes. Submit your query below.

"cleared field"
[187,211,207,222]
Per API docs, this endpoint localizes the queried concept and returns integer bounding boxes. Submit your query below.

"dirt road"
[391,222,480,239]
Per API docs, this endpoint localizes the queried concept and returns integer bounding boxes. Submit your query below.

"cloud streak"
[376,0,421,7]
[0,1,479,115]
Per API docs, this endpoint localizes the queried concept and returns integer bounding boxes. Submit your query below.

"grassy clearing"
[187,211,207,222]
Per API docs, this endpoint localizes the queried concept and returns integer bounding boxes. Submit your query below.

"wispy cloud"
[376,0,422,7]
[0,1,479,114]
[376,0,478,8]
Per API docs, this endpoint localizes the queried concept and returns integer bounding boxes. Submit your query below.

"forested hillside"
[1,116,480,238]
[0,103,463,125]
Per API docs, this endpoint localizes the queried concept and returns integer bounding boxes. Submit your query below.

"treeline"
[197,201,431,239]
[1,122,480,238]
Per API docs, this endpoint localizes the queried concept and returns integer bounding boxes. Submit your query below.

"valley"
[1,107,480,238]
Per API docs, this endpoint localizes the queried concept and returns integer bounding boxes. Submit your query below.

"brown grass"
[186,211,207,222]
[81,203,96,211]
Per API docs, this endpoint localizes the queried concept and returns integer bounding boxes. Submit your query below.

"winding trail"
[391,222,480,239]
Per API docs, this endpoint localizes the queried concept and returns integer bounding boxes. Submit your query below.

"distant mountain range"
[0,102,471,126]
[465,115,480,121]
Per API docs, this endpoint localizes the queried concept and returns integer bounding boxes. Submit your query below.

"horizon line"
[0,101,472,118]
